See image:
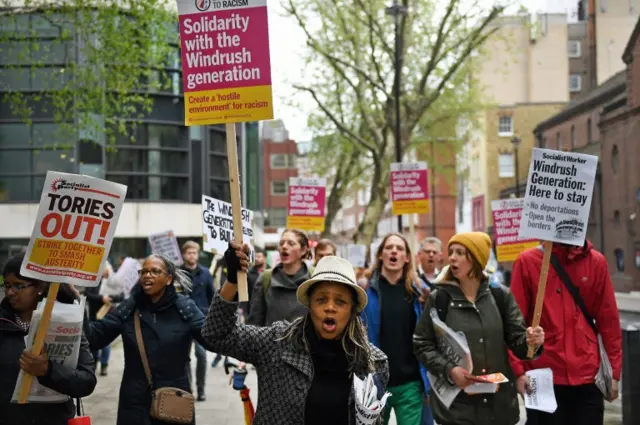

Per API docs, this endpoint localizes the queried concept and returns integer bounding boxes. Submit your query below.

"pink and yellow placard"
[176,0,274,125]
[491,198,539,262]
[286,178,326,232]
[390,162,430,215]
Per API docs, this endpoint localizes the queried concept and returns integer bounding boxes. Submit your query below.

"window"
[0,176,31,201]
[498,153,514,178]
[148,125,185,148]
[343,214,355,230]
[571,125,576,148]
[107,148,146,171]
[189,126,202,141]
[614,210,621,227]
[343,195,355,209]
[570,74,582,93]
[568,40,581,58]
[587,118,593,144]
[265,208,287,227]
[32,149,76,173]
[209,180,230,202]
[498,116,513,136]
[271,180,288,195]
[209,156,229,178]
[0,124,29,147]
[270,154,296,169]
[612,145,619,174]
[0,150,30,173]
[209,130,226,153]
[556,132,561,148]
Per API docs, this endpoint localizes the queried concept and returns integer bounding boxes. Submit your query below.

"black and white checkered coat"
[201,292,389,425]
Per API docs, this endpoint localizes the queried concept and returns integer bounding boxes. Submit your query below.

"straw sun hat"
[296,256,368,312]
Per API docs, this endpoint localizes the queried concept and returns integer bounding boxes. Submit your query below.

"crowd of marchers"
[0,226,621,425]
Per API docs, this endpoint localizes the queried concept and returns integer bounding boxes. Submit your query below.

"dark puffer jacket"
[84,284,205,425]
[0,299,97,425]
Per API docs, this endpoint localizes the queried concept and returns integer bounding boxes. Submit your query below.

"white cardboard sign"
[518,148,598,246]
[202,195,254,257]
[148,230,183,266]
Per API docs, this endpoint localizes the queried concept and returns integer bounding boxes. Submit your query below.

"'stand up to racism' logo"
[50,178,91,193]
[195,0,211,11]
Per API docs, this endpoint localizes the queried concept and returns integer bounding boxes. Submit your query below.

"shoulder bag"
[134,310,195,424]
[550,254,614,398]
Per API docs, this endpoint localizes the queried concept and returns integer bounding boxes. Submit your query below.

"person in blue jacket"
[362,232,434,425]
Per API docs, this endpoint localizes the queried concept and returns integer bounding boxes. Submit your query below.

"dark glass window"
[209,155,228,178]
[148,176,188,201]
[209,131,226,153]
[0,150,30,173]
[0,124,29,148]
[0,68,30,91]
[148,124,185,148]
[32,149,76,173]
[32,175,46,199]
[0,176,31,201]
[107,174,147,199]
[32,123,72,148]
[160,151,188,173]
[107,148,146,172]
[210,179,230,202]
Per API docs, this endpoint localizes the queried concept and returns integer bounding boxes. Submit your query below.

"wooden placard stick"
[527,240,553,358]
[18,282,60,403]
[225,123,249,302]
[408,213,418,278]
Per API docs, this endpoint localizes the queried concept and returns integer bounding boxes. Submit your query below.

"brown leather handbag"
[134,311,195,424]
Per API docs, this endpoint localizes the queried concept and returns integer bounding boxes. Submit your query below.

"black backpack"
[434,284,509,326]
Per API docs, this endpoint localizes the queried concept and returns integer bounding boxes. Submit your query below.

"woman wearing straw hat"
[201,242,389,425]
[413,232,545,425]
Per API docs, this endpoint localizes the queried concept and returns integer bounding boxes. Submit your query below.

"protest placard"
[117,258,143,297]
[390,162,429,215]
[347,244,367,268]
[202,194,254,254]
[176,0,273,125]
[148,230,183,266]
[20,172,127,287]
[286,177,326,232]
[491,198,539,262]
[518,148,598,246]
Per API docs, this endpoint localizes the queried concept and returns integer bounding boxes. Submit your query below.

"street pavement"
[84,342,623,425]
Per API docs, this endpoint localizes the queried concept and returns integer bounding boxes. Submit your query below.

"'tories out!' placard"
[390,162,430,215]
[20,172,127,286]
[176,0,274,125]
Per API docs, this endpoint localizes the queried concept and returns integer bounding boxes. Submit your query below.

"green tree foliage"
[0,0,178,147]
[285,0,506,244]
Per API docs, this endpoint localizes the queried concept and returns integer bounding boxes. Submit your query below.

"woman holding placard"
[84,253,206,425]
[0,253,97,425]
[413,232,545,425]
[202,243,389,425]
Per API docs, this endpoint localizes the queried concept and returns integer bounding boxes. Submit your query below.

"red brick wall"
[540,109,601,149]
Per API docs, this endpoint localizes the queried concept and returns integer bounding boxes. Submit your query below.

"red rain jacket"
[508,241,622,385]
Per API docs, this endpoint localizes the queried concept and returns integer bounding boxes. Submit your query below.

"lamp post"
[386,0,408,233]
[511,136,521,198]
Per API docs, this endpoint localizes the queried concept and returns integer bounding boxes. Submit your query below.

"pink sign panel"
[286,178,326,232]
[390,162,430,215]
[491,198,539,262]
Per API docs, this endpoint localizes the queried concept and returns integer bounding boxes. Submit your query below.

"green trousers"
[382,380,423,425]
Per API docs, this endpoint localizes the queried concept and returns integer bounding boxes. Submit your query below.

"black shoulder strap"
[435,289,450,322]
[550,253,598,336]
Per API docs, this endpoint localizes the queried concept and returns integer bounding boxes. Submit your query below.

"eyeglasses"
[1,283,36,292]
[137,268,167,277]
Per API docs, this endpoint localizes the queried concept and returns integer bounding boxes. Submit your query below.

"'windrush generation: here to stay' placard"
[517,148,598,247]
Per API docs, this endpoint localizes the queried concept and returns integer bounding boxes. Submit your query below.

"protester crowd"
[0,226,622,425]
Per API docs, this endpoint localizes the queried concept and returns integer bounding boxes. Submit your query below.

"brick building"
[533,17,640,290]
[262,137,298,234]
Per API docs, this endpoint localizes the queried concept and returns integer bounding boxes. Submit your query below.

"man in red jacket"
[508,240,622,425]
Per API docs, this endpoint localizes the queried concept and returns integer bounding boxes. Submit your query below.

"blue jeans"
[422,402,434,425]
[93,345,111,366]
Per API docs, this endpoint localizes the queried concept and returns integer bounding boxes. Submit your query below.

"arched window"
[571,125,576,148]
[612,145,619,174]
[587,118,592,144]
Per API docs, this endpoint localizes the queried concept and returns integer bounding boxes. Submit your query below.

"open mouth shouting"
[388,255,399,266]
[280,251,290,261]
[450,265,460,275]
[322,317,337,333]
[142,279,155,289]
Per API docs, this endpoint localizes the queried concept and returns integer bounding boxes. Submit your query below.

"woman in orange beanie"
[413,232,544,425]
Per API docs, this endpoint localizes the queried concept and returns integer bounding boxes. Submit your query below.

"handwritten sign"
[286,177,326,232]
[518,148,598,246]
[20,172,126,286]
[176,0,273,125]
[390,162,429,215]
[491,198,539,262]
[202,194,254,254]
[148,230,183,266]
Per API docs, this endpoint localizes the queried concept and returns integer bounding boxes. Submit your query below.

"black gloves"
[224,244,241,284]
